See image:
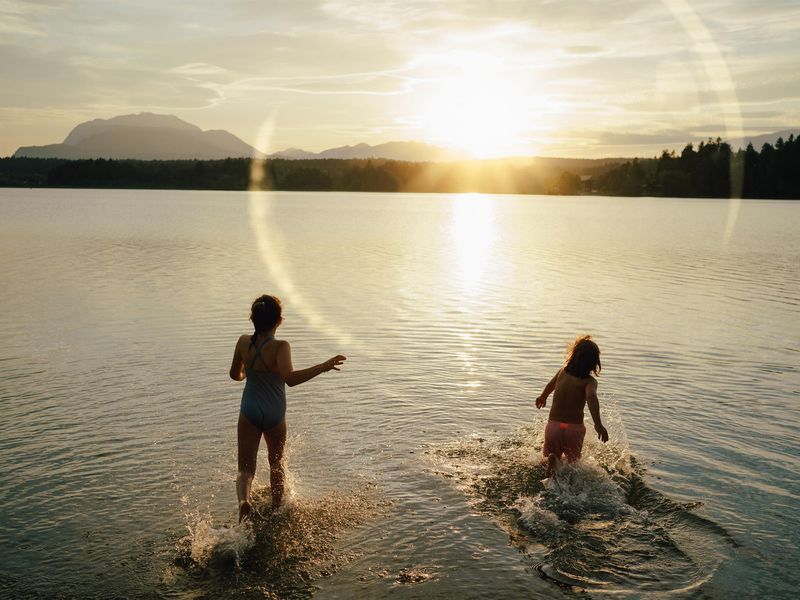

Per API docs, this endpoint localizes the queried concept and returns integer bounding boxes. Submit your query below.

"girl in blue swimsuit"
[229,295,346,521]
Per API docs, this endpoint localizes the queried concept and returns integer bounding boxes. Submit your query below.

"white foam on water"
[186,517,255,568]
[180,457,302,569]
[514,495,564,537]
[516,397,638,532]
[515,457,636,535]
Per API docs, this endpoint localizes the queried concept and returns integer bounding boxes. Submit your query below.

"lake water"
[0,188,798,599]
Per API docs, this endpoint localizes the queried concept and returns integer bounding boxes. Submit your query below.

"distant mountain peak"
[63,113,201,146]
[15,113,263,160]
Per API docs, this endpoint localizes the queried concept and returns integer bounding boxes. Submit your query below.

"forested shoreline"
[1,136,797,198]
[594,136,799,198]
[0,156,600,195]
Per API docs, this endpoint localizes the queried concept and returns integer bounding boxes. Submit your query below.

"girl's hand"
[323,355,347,372]
[535,395,547,409]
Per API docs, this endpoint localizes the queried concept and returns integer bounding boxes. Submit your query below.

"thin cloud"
[0,0,798,158]
[170,63,230,76]
[206,71,418,98]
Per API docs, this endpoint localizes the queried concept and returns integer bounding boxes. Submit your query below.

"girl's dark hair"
[564,335,601,378]
[250,295,282,343]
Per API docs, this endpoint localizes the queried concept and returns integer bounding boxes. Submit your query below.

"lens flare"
[661,0,744,245]
[247,117,358,350]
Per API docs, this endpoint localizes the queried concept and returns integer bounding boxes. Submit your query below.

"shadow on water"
[167,481,389,599]
[427,414,738,598]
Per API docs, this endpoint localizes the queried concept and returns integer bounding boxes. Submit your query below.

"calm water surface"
[1,188,798,599]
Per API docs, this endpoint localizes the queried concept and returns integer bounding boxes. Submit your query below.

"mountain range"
[270,141,468,161]
[13,113,467,162]
[11,113,798,162]
[727,129,798,151]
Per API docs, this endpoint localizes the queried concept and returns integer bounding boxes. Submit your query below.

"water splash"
[174,480,389,598]
[187,518,254,570]
[517,457,636,531]
[427,402,736,596]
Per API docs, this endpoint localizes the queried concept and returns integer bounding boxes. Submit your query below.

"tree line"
[1,136,797,198]
[592,136,800,198]
[0,157,572,194]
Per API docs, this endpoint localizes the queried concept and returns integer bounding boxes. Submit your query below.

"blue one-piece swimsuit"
[240,336,286,431]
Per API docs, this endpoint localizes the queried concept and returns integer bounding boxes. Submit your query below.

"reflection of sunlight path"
[450,194,496,293]
[662,0,743,246]
[247,120,357,350]
[243,0,742,353]
[449,194,499,390]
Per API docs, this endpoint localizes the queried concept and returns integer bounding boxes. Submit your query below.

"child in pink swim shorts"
[535,335,609,478]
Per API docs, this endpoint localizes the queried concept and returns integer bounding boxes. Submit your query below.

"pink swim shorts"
[543,420,586,461]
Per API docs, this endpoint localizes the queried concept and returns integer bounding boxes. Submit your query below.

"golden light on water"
[449,194,496,291]
[243,0,746,340]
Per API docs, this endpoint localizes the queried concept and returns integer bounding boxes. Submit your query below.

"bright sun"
[421,72,532,159]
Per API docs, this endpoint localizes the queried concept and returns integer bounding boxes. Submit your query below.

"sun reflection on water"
[449,194,496,293]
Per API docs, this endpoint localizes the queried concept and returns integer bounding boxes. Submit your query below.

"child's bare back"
[549,369,595,424]
[535,336,609,477]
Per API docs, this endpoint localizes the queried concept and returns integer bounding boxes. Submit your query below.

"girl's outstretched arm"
[276,340,346,387]
[585,379,609,442]
[535,369,561,409]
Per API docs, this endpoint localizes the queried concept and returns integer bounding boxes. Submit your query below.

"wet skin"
[536,368,609,441]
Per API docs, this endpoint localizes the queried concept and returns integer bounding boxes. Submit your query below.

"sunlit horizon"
[1,1,798,159]
[410,49,549,159]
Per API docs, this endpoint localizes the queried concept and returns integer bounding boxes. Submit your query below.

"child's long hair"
[250,295,282,343]
[564,335,601,378]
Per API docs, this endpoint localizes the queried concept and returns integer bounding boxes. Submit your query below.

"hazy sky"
[1,0,798,158]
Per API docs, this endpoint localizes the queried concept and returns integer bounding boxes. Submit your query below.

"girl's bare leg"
[546,453,559,479]
[264,419,287,511]
[237,413,262,522]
